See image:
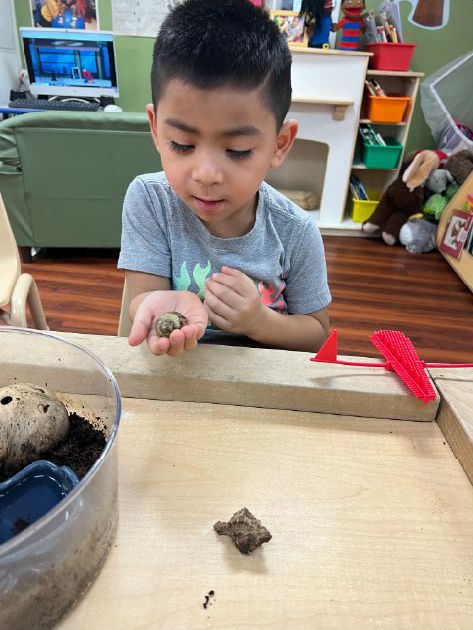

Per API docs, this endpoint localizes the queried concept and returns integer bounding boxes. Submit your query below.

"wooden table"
[57,334,473,630]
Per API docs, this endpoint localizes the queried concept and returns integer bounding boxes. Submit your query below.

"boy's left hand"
[204,266,265,337]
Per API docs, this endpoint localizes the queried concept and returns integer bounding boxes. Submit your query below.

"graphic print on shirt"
[258,280,287,313]
[173,261,287,313]
[173,261,192,291]
[173,260,212,297]
[193,260,212,299]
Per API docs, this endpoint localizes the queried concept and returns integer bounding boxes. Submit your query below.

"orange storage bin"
[367,95,410,123]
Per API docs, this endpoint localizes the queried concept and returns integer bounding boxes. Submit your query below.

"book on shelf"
[350,175,369,201]
[359,124,386,147]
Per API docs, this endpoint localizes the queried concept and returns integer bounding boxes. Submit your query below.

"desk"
[0,104,42,119]
[49,334,473,630]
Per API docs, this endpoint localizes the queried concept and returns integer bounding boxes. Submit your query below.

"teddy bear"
[362,150,440,245]
[362,170,423,245]
[445,150,473,185]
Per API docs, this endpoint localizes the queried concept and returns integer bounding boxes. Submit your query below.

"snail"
[155,311,189,338]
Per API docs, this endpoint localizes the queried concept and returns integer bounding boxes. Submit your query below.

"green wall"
[14,0,473,150]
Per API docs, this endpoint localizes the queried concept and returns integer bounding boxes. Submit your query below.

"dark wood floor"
[20,236,473,363]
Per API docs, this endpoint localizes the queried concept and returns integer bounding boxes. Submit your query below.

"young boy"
[118,0,331,357]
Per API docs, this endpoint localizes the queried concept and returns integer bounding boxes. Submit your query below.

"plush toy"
[422,181,459,221]
[332,0,365,50]
[425,168,454,194]
[363,159,427,245]
[399,219,437,254]
[302,0,334,48]
[445,150,473,185]
[402,149,443,192]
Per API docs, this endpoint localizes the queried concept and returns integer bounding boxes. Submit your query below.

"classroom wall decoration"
[393,0,450,30]
[111,0,170,36]
[30,0,99,30]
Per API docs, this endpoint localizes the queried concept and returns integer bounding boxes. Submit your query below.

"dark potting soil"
[0,412,106,483]
[42,412,107,479]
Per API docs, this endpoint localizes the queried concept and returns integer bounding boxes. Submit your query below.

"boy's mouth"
[193,196,225,212]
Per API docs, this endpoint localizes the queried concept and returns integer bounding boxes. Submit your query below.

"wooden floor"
[20,236,473,363]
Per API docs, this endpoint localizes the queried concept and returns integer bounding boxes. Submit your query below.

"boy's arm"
[126,270,171,321]
[250,306,329,352]
[205,267,330,352]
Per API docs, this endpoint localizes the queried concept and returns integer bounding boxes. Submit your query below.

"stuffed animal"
[362,159,426,245]
[399,219,437,254]
[423,181,459,221]
[445,150,473,185]
[402,149,443,192]
[302,0,334,49]
[332,0,365,50]
[426,168,454,194]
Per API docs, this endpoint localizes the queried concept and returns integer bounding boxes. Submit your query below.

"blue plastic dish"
[0,460,79,545]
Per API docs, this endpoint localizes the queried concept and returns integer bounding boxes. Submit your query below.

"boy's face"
[147,79,297,238]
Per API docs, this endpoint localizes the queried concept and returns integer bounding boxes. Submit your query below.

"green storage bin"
[361,137,402,169]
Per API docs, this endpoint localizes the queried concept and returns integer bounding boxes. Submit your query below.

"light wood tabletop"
[51,335,473,630]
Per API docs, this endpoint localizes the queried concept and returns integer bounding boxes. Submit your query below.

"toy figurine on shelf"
[300,0,334,49]
[332,0,366,51]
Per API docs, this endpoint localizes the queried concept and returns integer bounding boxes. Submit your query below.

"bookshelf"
[344,69,424,233]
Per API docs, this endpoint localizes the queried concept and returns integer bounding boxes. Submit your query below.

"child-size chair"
[0,194,48,329]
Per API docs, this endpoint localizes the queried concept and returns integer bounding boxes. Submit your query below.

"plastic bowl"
[0,460,79,545]
[0,328,121,629]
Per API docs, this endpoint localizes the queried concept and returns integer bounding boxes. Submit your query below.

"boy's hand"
[129,290,208,357]
[204,266,265,337]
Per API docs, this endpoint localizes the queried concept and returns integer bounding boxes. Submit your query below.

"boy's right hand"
[129,291,208,357]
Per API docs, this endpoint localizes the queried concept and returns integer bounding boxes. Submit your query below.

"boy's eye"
[226,149,253,160]
[168,140,194,153]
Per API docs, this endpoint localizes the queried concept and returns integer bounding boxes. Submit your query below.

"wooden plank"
[59,398,473,630]
[8,331,438,422]
[0,332,438,421]
[431,377,473,485]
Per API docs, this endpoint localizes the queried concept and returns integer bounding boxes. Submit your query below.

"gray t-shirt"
[118,172,331,316]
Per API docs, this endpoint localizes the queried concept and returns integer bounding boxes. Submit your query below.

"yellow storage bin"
[351,193,380,223]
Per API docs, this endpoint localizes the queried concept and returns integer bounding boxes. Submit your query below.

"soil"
[41,412,106,479]
[203,590,215,610]
[0,412,106,483]
[12,517,30,535]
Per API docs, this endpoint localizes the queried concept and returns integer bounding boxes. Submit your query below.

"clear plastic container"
[0,328,122,629]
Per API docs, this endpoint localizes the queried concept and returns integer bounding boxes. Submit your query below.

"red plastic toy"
[311,329,473,404]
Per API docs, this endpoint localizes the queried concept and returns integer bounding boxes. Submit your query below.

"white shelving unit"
[344,69,424,234]
[266,48,424,235]
[266,47,371,235]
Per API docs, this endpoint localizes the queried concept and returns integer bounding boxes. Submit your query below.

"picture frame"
[439,210,473,259]
[30,0,99,30]
[271,10,308,47]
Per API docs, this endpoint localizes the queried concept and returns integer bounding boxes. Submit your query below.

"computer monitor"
[21,28,119,99]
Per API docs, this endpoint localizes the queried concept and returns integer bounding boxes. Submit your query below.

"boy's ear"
[270,119,298,170]
[146,103,160,152]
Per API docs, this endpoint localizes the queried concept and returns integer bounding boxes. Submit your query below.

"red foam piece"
[370,330,437,404]
[311,330,339,363]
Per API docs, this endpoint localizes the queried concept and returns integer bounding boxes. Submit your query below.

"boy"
[118,0,331,357]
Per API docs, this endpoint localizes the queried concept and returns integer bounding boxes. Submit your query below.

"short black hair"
[151,0,292,129]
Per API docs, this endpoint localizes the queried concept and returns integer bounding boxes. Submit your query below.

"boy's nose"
[192,157,223,186]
